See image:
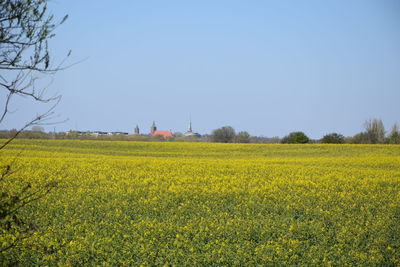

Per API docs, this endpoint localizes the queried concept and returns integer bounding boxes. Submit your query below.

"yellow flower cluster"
[1,139,399,265]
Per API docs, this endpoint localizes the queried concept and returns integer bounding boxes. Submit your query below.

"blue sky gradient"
[4,0,400,138]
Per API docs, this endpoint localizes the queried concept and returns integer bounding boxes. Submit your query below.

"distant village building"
[113,132,129,135]
[67,120,200,139]
[150,121,173,138]
[150,121,156,134]
[92,131,108,137]
[133,120,200,138]
[152,130,173,138]
[92,131,128,136]
[184,120,201,138]
[134,125,140,135]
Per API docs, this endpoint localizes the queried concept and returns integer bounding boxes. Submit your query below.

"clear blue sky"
[4,0,400,138]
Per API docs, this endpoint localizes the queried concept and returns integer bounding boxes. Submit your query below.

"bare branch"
[0,0,69,254]
[0,92,12,124]
[0,97,61,150]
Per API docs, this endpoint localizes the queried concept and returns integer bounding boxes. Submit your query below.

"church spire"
[184,118,200,138]
[188,119,192,132]
[150,121,157,134]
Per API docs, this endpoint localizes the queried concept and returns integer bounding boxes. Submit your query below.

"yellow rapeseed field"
[1,139,399,265]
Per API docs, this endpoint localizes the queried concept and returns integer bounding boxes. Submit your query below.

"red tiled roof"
[152,130,173,137]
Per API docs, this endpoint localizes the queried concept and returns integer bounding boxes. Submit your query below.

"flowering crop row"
[1,140,399,265]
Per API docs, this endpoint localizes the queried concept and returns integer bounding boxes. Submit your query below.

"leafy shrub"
[281,131,310,144]
[320,133,345,144]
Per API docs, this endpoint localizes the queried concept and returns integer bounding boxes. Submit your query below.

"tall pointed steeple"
[150,121,157,134]
[188,119,192,133]
[134,125,140,135]
[184,118,201,138]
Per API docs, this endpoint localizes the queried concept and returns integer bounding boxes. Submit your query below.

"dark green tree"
[211,126,236,143]
[281,131,310,144]
[320,133,345,144]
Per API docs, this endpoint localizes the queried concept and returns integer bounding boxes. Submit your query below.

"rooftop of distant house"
[152,130,173,137]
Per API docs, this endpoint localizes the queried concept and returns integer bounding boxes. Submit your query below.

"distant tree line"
[209,119,399,144]
[318,119,399,144]
[1,118,399,144]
